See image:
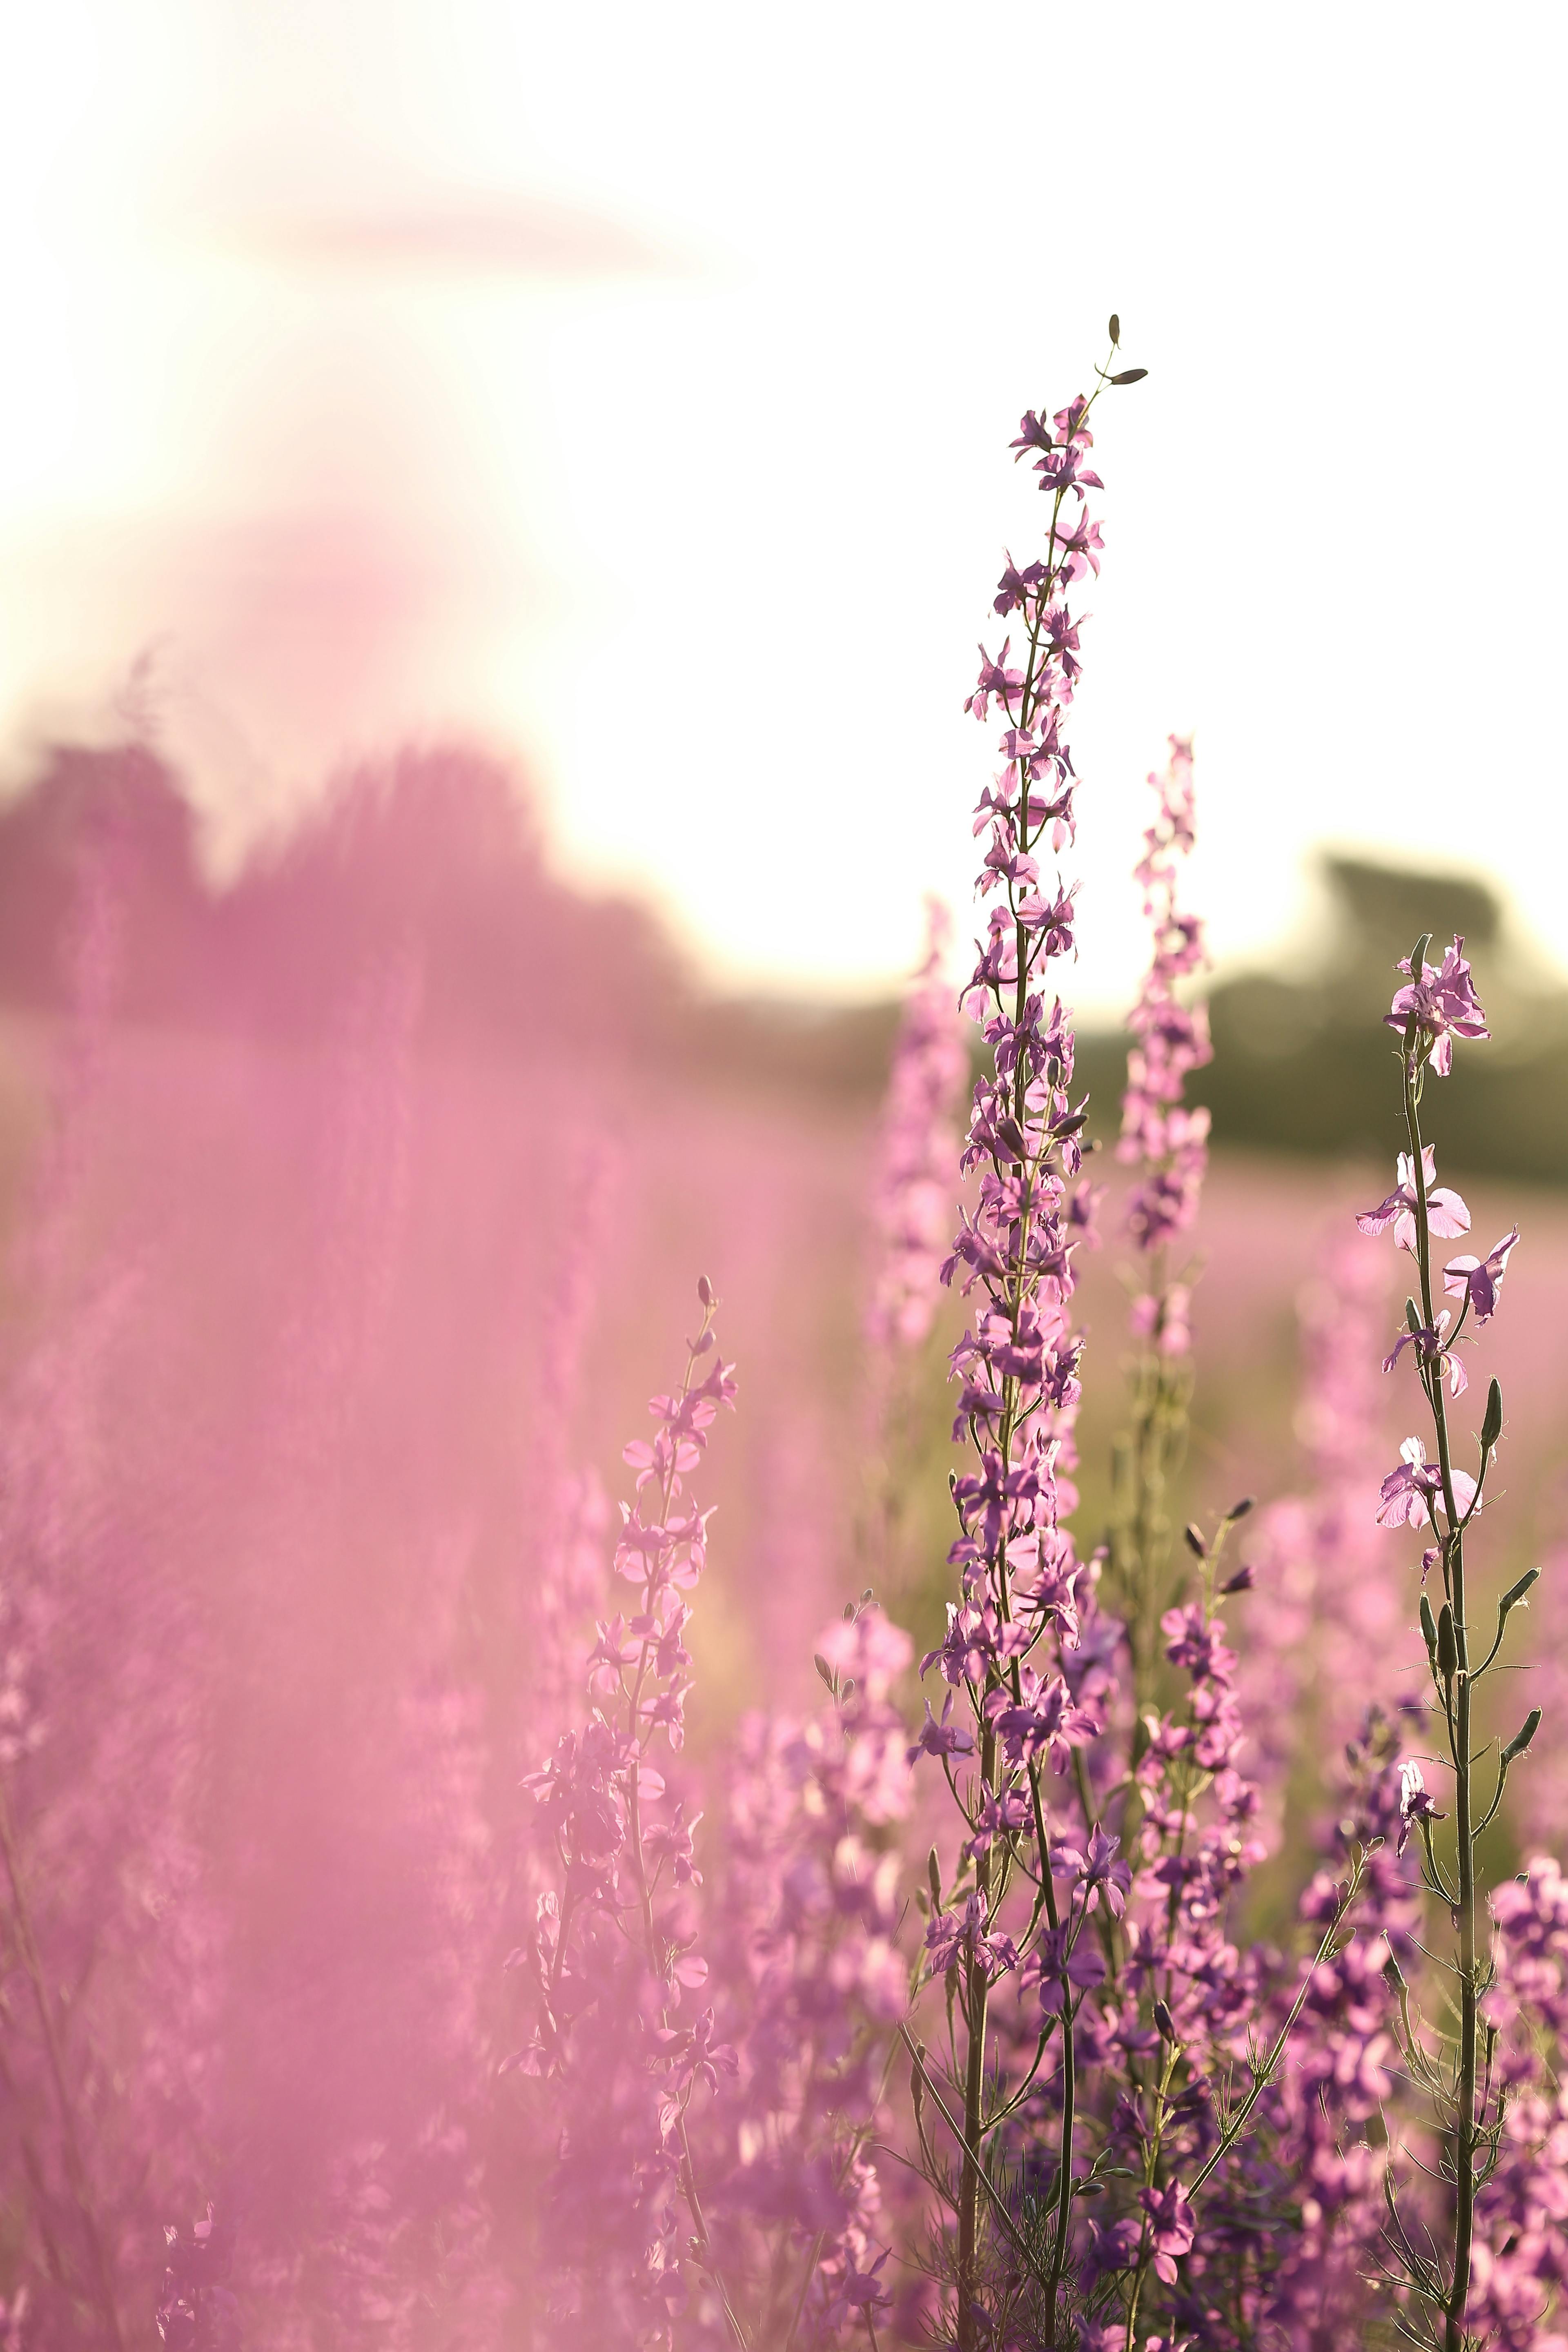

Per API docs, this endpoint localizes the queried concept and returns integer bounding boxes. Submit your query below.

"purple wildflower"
[1138,2180,1196,2285]
[1356,1145,1470,1254]
[1443,1225,1520,1324]
[1384,934,1490,1075]
[1375,1434,1478,1530]
[1119,735,1213,1258]
[924,1891,1018,1985]
[1396,1759,1443,1856]
[1382,1311,1468,1395]
[908,1690,976,1765]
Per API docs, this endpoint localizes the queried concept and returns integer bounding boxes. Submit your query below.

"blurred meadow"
[0,718,1563,2339]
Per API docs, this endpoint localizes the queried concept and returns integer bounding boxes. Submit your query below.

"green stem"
[957,1726,996,2350]
[1403,1063,1477,2352]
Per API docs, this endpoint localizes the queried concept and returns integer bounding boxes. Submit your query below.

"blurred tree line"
[1075,855,1568,1183]
[0,744,1560,1182]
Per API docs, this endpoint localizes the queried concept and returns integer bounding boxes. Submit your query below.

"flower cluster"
[156,2205,241,2350]
[1384,934,1490,1076]
[866,898,969,1356]
[1242,1230,1400,1804]
[1260,1720,1422,2344]
[510,1286,740,2348]
[1472,1858,1568,2347]
[696,1601,914,2345]
[1119,733,1212,1277]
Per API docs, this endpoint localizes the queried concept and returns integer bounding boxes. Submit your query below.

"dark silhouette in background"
[0,739,1559,1178]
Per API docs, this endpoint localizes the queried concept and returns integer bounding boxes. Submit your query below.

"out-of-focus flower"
[866,898,969,1356]
[1119,737,1212,1255]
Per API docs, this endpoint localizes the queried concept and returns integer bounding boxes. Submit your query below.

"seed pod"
[1500,1567,1541,1615]
[1108,313,1121,344]
[1502,1707,1543,1765]
[697,1273,715,1307]
[1405,1297,1422,1335]
[813,1653,834,1691]
[1437,1603,1457,1682]
[1412,932,1432,973]
[1420,1593,1439,1660]
[1482,1378,1504,1454]
[927,1847,942,1908]
[1110,366,1148,385]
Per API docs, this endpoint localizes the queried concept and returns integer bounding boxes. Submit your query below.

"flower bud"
[1153,1998,1176,2043]
[1225,1495,1256,1523]
[813,1653,834,1692]
[1502,1707,1542,1765]
[1183,1523,1207,1560]
[1221,1564,1254,1594]
[1481,1378,1504,1455]
[696,1274,715,1308]
[1437,1603,1457,1682]
[1109,366,1148,385]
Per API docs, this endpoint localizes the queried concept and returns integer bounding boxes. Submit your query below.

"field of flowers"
[0,335,1566,2351]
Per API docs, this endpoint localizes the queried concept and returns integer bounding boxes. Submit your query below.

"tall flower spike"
[918,334,1142,2350]
[1119,733,1212,1268]
[866,898,969,1355]
[512,1285,740,2345]
[1364,924,1528,2351]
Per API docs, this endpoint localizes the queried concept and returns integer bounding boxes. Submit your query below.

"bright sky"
[0,2,1563,1013]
